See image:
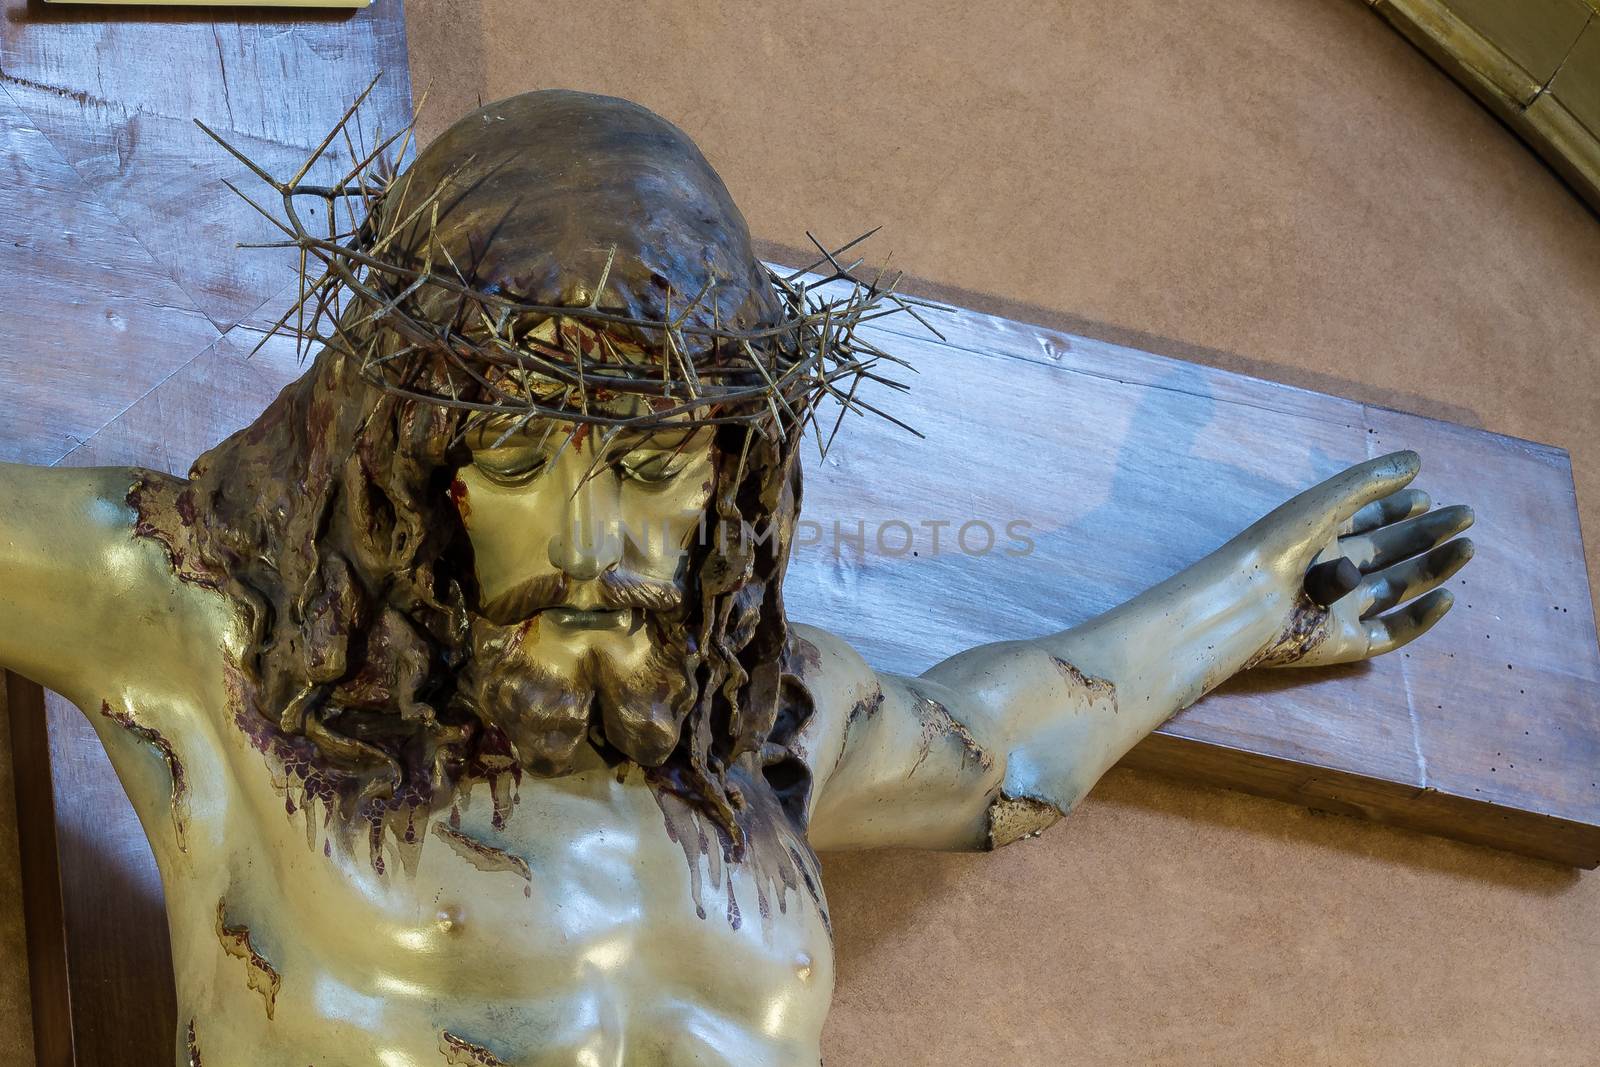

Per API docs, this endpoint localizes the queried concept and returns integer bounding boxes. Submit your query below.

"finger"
[1364,588,1454,656]
[1358,537,1473,617]
[1342,504,1474,571]
[1339,487,1431,537]
[1262,451,1422,542]
[1324,450,1422,526]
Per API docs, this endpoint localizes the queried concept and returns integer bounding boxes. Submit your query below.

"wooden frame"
[1369,0,1600,215]
[8,673,68,1067]
[10,672,178,1067]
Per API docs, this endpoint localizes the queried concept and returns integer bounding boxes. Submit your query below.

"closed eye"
[471,444,550,486]
[616,451,686,484]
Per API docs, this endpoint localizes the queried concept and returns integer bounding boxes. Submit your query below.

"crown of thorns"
[198,78,938,456]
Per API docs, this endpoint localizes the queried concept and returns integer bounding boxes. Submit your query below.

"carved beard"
[458,572,695,777]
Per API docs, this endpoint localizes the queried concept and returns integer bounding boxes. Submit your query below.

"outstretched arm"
[801,451,1473,851]
[0,462,204,705]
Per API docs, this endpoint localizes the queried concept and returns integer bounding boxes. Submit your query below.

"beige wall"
[1,0,1595,1062]
[399,0,1600,1062]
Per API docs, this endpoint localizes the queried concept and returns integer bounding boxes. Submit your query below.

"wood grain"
[787,291,1600,866]
[0,89,219,467]
[1,1,412,1062]
[1,0,412,332]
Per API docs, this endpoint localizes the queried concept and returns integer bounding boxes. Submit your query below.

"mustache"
[478,570,684,625]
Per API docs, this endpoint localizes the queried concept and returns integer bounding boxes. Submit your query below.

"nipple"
[436,905,466,935]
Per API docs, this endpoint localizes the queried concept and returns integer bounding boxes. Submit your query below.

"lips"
[541,606,636,631]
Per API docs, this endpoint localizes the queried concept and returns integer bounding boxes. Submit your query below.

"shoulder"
[121,470,241,694]
[0,463,233,703]
[771,623,884,822]
[777,623,1007,851]
[126,470,230,593]
[1,465,241,862]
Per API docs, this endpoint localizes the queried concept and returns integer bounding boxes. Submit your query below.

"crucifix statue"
[0,90,1474,1066]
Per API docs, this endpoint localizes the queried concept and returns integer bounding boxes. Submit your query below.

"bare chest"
[163,758,834,1067]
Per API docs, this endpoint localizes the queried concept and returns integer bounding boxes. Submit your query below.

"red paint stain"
[175,488,199,527]
[449,477,471,520]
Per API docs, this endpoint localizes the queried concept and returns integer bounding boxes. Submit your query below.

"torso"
[170,746,834,1067]
[113,687,837,1067]
[96,477,837,1067]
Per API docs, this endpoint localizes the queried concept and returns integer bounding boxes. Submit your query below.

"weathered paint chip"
[987,791,1064,849]
[440,1030,510,1066]
[215,901,283,1020]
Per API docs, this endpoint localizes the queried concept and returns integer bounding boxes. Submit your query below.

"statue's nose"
[546,467,622,581]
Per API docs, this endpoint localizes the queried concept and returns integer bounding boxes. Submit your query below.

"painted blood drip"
[436,824,534,898]
[1047,656,1118,706]
[99,701,189,852]
[222,639,528,879]
[1243,595,1334,668]
[126,475,225,591]
[650,762,828,936]
[215,902,283,1020]
[986,791,1066,849]
[449,477,472,519]
[369,814,387,876]
[906,685,994,776]
[226,667,447,879]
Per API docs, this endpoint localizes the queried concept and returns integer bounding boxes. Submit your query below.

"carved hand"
[1242,450,1474,669]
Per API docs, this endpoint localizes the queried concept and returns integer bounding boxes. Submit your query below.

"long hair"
[183,89,828,847]
[188,323,804,845]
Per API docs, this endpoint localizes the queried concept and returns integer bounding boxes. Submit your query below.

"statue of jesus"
[0,90,1474,1066]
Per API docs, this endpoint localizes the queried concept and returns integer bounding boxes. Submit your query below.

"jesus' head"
[183,89,893,839]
